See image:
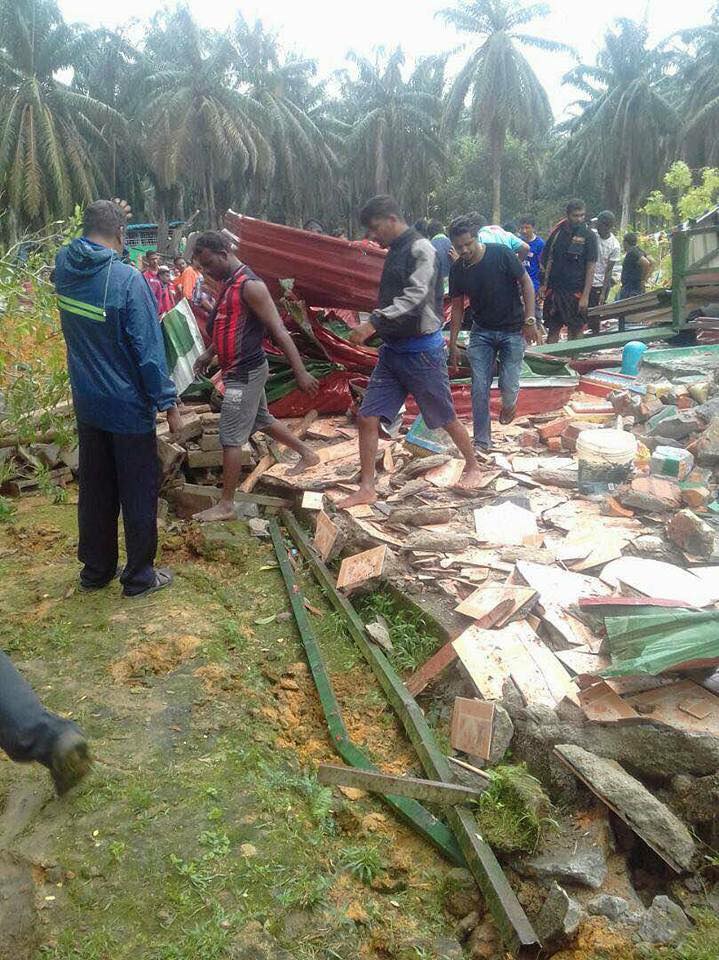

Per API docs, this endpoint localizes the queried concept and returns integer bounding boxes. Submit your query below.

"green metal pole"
[281,512,541,958]
[268,520,465,867]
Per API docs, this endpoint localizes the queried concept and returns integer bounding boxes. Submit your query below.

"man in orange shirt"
[173,254,200,301]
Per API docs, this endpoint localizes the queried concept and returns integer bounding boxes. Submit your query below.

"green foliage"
[341,844,385,885]
[640,161,719,227]
[477,763,554,854]
[355,589,439,673]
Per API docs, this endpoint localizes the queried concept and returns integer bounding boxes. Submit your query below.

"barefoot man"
[191,231,320,521]
[339,196,481,510]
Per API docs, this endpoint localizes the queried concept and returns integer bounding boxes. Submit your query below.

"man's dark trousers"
[0,651,72,764]
[77,423,159,596]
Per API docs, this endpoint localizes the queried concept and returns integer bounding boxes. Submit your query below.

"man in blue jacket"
[55,200,182,597]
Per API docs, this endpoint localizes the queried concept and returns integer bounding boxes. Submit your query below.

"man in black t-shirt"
[540,199,598,342]
[618,232,653,300]
[448,216,540,452]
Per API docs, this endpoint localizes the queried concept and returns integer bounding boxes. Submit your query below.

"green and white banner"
[162,298,205,395]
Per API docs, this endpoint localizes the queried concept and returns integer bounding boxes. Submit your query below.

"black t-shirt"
[543,221,599,293]
[448,245,526,332]
[621,246,645,289]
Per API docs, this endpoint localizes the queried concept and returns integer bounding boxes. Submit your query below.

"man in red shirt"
[142,251,163,316]
[192,231,321,522]
[157,265,178,314]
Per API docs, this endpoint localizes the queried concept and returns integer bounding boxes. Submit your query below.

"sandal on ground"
[122,568,174,599]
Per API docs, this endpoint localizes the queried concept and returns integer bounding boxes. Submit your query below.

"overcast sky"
[59,0,714,119]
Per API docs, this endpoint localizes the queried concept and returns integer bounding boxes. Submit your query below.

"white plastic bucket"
[576,429,638,494]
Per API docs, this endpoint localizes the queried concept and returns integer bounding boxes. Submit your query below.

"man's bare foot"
[286,451,321,476]
[193,501,237,522]
[458,462,485,487]
[338,487,378,509]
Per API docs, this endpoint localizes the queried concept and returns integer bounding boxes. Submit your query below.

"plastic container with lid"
[576,428,638,494]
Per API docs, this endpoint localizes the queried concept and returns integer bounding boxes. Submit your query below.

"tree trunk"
[156,195,169,256]
[375,120,389,195]
[489,123,505,225]
[620,160,632,231]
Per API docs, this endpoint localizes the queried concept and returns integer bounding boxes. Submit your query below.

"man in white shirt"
[588,210,621,333]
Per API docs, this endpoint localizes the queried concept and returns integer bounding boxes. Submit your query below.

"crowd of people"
[1,194,655,794]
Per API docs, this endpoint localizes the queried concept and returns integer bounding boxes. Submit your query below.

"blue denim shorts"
[359,346,456,430]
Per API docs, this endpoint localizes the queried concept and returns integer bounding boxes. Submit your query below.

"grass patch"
[646,910,719,960]
[477,763,555,854]
[355,588,439,673]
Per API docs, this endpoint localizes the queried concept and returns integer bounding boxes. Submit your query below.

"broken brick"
[694,420,719,468]
[676,395,696,410]
[649,407,704,441]
[560,420,602,452]
[679,483,712,510]
[547,437,562,452]
[538,417,570,442]
[602,497,634,519]
[518,429,540,448]
[617,476,682,513]
[666,509,715,559]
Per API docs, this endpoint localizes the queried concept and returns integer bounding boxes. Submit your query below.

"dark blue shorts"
[359,346,456,430]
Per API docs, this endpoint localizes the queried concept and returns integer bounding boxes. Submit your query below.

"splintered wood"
[313,510,339,562]
[425,458,465,488]
[336,545,387,590]
[451,698,494,759]
[454,585,537,628]
[452,621,576,708]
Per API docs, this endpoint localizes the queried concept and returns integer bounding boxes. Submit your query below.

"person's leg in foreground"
[194,363,320,522]
[339,346,480,509]
[77,423,121,590]
[497,330,525,425]
[114,430,172,597]
[466,328,498,450]
[0,651,91,795]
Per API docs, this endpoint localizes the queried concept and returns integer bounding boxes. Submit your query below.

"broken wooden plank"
[352,517,404,547]
[336,545,387,590]
[577,681,639,722]
[451,698,494,760]
[455,585,537,628]
[240,453,274,493]
[317,763,486,805]
[302,491,324,511]
[554,743,696,873]
[313,510,339,562]
[405,640,457,697]
[425,458,465,488]
[624,679,719,737]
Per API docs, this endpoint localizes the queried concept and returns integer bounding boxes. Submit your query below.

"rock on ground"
[535,882,585,950]
[587,894,642,924]
[666,509,716,558]
[554,744,696,872]
[508,702,719,782]
[638,895,691,945]
[520,843,607,889]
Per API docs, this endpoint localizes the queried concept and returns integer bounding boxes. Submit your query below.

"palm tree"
[141,7,273,228]
[0,0,127,233]
[562,19,676,227]
[439,0,566,223]
[334,47,444,218]
[672,5,719,166]
[231,15,337,226]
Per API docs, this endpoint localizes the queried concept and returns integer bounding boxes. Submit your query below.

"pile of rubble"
[221,351,719,955]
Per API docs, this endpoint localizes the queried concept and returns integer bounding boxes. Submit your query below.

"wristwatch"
[524,316,537,325]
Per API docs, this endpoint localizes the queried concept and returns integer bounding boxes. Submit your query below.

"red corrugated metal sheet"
[224,211,385,312]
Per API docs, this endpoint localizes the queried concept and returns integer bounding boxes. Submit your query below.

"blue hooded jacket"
[54,238,177,434]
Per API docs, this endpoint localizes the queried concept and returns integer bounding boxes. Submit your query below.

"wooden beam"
[317,763,486,805]
[240,409,319,492]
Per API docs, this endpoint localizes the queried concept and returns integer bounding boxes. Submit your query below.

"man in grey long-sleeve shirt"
[339,196,480,509]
